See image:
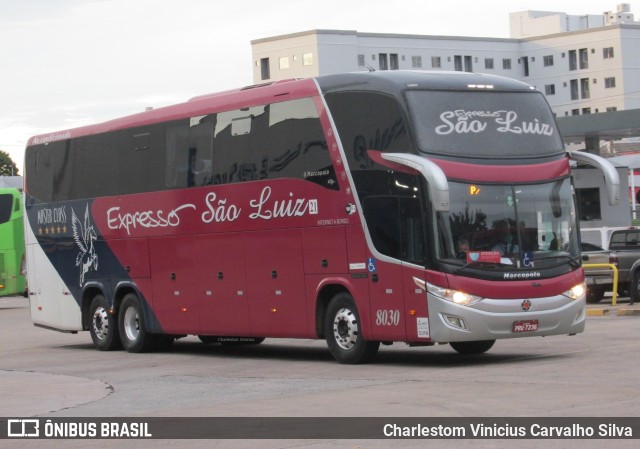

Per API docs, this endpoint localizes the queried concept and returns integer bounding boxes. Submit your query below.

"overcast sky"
[1,0,636,173]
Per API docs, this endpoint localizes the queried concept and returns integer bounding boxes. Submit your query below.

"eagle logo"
[72,205,98,286]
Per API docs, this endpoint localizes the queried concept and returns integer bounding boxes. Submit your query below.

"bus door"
[362,195,428,341]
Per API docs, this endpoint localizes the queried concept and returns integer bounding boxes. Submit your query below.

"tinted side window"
[213,105,269,184]
[362,194,426,264]
[67,134,119,199]
[210,98,336,189]
[324,91,410,171]
[166,116,215,188]
[25,142,57,202]
[0,194,12,224]
[120,125,166,195]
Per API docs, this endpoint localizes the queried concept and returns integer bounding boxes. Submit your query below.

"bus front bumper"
[427,292,586,343]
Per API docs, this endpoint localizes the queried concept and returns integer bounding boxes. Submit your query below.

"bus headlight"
[562,282,586,300]
[426,282,483,306]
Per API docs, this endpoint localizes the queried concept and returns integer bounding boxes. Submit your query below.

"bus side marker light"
[409,309,417,316]
[180,307,188,313]
[271,308,277,313]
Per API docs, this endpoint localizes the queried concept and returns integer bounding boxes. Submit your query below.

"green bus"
[0,188,27,297]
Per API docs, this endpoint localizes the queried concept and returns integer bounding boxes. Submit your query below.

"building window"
[454,55,463,71]
[570,79,579,100]
[389,53,399,70]
[603,47,614,59]
[579,48,588,69]
[279,56,290,70]
[412,56,422,68]
[303,53,313,66]
[464,55,473,72]
[582,108,591,114]
[543,55,554,66]
[260,58,270,80]
[379,53,388,70]
[484,58,494,69]
[357,54,365,67]
[576,188,601,221]
[431,56,441,68]
[502,58,511,70]
[580,78,590,99]
[568,50,577,70]
[606,106,618,112]
[544,84,556,95]
[605,77,616,88]
[571,109,580,115]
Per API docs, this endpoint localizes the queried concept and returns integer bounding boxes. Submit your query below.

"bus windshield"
[437,178,579,270]
[406,90,564,160]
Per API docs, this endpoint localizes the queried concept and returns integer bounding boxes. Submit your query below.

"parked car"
[607,228,640,303]
[581,242,617,303]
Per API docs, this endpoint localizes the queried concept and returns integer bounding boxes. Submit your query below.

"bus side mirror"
[567,151,620,206]
[381,153,450,212]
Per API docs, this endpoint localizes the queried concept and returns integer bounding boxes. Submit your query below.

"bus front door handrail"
[582,263,619,305]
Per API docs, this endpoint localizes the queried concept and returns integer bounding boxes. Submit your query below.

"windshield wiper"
[531,254,581,269]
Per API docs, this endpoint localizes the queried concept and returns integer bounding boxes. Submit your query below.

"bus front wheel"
[450,340,495,355]
[324,293,379,364]
[88,294,121,351]
[118,293,158,353]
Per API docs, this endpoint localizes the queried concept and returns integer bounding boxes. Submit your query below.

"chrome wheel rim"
[92,306,109,340]
[123,306,140,342]
[332,307,358,350]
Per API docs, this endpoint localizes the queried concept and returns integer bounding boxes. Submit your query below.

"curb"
[586,308,610,316]
[586,307,639,317]
[617,308,640,317]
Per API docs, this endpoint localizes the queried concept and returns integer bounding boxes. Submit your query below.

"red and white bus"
[24,71,619,363]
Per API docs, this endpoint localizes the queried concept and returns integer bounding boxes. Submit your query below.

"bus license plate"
[513,320,538,333]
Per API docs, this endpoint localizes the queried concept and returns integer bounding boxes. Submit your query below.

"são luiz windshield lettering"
[435,109,554,136]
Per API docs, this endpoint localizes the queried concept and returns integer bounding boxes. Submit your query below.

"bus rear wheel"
[118,293,158,353]
[324,293,379,364]
[88,294,121,351]
[450,340,495,355]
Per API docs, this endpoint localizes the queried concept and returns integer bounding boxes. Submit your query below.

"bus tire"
[88,294,121,351]
[450,340,495,355]
[118,293,158,353]
[324,293,379,364]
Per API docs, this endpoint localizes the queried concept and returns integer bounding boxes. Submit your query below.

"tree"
[0,150,19,176]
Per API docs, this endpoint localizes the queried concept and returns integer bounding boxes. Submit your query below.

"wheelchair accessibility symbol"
[522,252,534,268]
[367,258,377,273]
